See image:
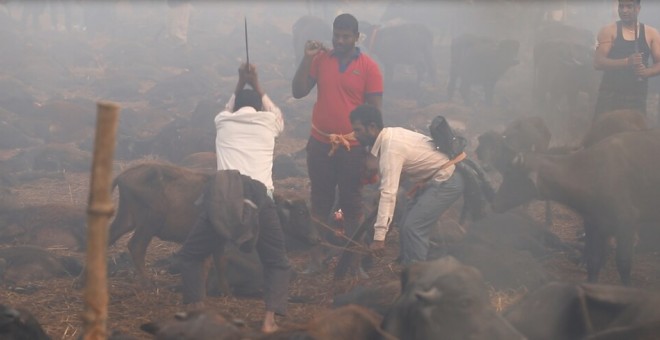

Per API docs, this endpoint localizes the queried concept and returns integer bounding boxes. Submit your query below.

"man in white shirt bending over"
[350,104,464,265]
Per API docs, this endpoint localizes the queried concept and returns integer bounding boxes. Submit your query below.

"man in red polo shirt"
[292,13,383,275]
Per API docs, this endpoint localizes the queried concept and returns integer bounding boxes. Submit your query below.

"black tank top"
[599,21,651,92]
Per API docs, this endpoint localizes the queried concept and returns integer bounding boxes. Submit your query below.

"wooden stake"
[82,102,120,340]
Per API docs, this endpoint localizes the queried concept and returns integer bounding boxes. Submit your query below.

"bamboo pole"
[82,102,120,340]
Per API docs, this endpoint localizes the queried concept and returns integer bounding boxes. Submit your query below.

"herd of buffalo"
[2,1,660,339]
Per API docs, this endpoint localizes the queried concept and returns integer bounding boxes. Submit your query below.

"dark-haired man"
[178,63,289,333]
[350,105,463,265]
[292,13,383,273]
[594,0,660,117]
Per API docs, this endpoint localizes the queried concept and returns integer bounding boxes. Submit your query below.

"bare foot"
[261,311,279,333]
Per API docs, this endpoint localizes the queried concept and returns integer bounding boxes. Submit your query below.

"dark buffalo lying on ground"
[0,246,82,287]
[381,257,525,340]
[0,121,42,149]
[533,39,600,110]
[583,109,648,147]
[361,23,436,86]
[463,211,567,259]
[493,129,660,284]
[130,118,216,163]
[0,204,86,250]
[448,34,520,105]
[262,304,396,340]
[180,151,307,180]
[332,280,400,316]
[107,162,319,286]
[141,309,245,340]
[0,304,50,340]
[159,244,265,298]
[505,282,660,340]
[432,222,554,291]
[291,15,332,65]
[1,143,92,175]
[180,151,216,171]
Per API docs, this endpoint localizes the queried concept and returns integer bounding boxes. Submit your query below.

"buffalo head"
[492,153,539,213]
[383,257,523,339]
[140,309,242,340]
[274,195,321,246]
[0,305,50,340]
[476,131,507,173]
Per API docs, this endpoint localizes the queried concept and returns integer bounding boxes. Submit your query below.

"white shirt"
[215,93,284,191]
[370,127,455,241]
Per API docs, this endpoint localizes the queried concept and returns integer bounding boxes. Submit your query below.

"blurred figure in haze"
[21,2,46,31]
[292,13,383,276]
[594,0,660,118]
[167,0,191,44]
[48,0,71,31]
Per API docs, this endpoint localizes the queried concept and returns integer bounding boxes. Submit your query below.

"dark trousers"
[178,197,291,315]
[306,136,366,237]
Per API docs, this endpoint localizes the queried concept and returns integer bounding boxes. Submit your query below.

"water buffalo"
[262,304,396,340]
[493,129,660,284]
[180,152,307,180]
[129,117,216,163]
[505,282,660,340]
[381,257,525,340]
[476,116,552,174]
[0,304,50,340]
[107,162,319,285]
[448,34,520,105]
[140,309,244,340]
[361,23,436,86]
[534,21,595,48]
[582,109,648,147]
[533,39,600,111]
[0,246,82,286]
[2,143,91,174]
[476,116,553,224]
[291,15,331,65]
[0,204,86,250]
[332,280,400,316]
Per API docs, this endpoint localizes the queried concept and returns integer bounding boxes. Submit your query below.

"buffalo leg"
[107,192,133,246]
[584,221,608,283]
[127,221,157,286]
[615,231,635,286]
